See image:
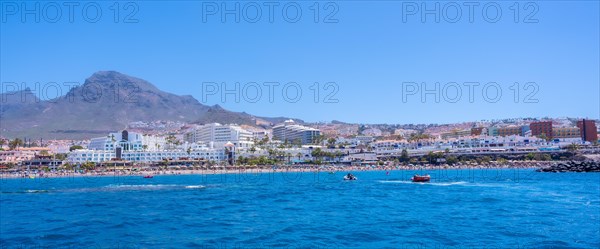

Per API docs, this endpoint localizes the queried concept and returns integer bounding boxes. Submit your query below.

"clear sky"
[1,1,599,124]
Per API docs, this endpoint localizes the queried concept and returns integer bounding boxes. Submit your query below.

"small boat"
[411,174,430,182]
[343,173,357,181]
[143,175,154,179]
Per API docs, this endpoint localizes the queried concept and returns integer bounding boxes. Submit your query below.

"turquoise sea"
[1,169,599,248]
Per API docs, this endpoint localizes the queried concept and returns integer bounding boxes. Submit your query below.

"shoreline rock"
[536,161,600,173]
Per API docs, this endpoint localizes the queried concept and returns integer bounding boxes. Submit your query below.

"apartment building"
[185,123,254,148]
[272,120,321,145]
[577,119,598,142]
[530,121,553,139]
[553,127,581,139]
[88,130,165,151]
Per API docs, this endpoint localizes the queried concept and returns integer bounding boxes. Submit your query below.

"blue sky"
[1,1,599,124]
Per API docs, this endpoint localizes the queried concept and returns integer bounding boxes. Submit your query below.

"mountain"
[0,71,299,139]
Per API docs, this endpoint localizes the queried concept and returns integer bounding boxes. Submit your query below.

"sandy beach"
[0,161,551,179]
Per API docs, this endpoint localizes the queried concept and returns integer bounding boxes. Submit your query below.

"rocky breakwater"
[536,161,600,172]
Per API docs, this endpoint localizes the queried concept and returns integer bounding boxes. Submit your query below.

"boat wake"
[378,180,517,188]
[6,184,207,194]
[427,181,468,186]
[184,185,206,189]
[24,189,50,193]
[102,184,206,191]
[378,180,468,186]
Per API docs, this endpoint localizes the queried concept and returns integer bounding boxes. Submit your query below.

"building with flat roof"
[88,130,165,152]
[553,127,581,139]
[67,146,225,163]
[0,150,36,164]
[530,121,553,139]
[185,123,253,148]
[471,127,484,136]
[497,126,523,137]
[577,119,598,142]
[441,129,471,139]
[272,120,321,144]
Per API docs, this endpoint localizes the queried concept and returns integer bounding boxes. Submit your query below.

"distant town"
[0,116,598,175]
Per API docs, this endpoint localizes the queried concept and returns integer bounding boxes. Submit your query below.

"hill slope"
[0,71,297,139]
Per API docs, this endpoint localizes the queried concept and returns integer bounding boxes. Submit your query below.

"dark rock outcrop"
[537,161,600,173]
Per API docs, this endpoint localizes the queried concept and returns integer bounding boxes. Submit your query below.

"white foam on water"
[24,189,50,193]
[427,181,468,186]
[104,184,179,189]
[185,185,205,189]
[379,180,414,184]
[378,180,469,186]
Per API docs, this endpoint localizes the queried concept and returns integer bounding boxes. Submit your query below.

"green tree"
[62,163,73,170]
[526,153,535,161]
[55,153,68,161]
[8,138,23,150]
[538,133,550,141]
[400,149,409,162]
[536,154,552,161]
[311,148,323,161]
[314,134,326,145]
[81,162,96,170]
[446,156,458,165]
[292,138,302,147]
[327,137,337,147]
[565,143,579,152]
[69,145,84,151]
[426,151,436,163]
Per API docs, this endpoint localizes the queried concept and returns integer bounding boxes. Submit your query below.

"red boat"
[411,174,430,182]
[143,175,153,179]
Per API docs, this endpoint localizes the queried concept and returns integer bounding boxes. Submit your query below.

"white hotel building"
[185,123,254,149]
[88,131,166,151]
[272,120,321,145]
[68,130,225,163]
[67,148,225,163]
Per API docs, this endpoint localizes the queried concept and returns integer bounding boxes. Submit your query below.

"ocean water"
[1,169,599,249]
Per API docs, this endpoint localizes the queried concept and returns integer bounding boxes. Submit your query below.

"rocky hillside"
[0,71,297,139]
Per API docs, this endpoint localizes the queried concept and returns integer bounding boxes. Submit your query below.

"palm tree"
[311,148,323,162]
[8,138,23,150]
[327,137,336,148]
[315,134,326,145]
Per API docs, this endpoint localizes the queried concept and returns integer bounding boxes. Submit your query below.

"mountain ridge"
[0,71,300,139]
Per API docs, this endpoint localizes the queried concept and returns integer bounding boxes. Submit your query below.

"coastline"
[0,161,552,179]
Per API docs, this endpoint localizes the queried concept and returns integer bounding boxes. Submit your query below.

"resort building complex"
[273,120,321,144]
